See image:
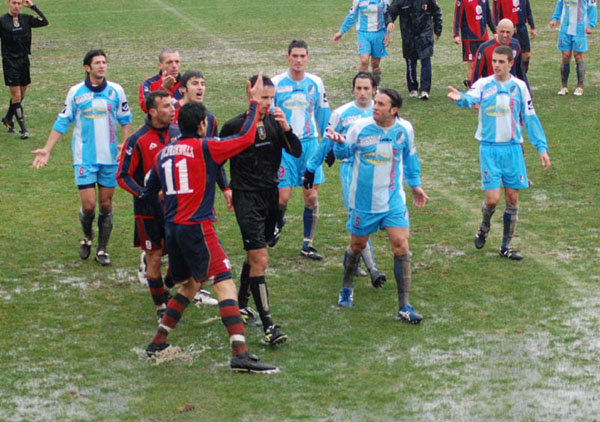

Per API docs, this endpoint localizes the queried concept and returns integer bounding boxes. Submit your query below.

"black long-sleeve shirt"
[0,5,48,59]
[220,112,302,191]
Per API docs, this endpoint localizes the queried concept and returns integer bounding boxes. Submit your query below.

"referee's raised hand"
[247,71,264,103]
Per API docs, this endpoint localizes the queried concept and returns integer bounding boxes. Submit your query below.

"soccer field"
[1,0,599,420]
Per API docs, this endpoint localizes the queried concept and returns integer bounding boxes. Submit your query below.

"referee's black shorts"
[233,188,279,251]
[3,56,31,86]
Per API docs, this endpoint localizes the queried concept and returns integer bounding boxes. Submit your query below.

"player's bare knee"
[248,249,268,274]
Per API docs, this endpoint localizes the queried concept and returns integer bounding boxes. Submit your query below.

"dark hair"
[158,48,178,63]
[83,49,107,67]
[146,90,171,112]
[180,70,205,89]
[288,39,308,55]
[352,72,377,89]
[493,45,514,62]
[378,88,403,116]
[178,102,207,136]
[248,74,274,88]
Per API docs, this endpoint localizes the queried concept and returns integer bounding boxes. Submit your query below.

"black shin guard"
[79,209,95,240]
[97,212,113,252]
[561,62,570,87]
[249,276,274,329]
[394,254,412,308]
[238,261,251,309]
[343,247,360,289]
[576,61,585,87]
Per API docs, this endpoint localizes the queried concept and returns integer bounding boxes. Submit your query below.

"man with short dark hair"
[220,74,301,345]
[32,49,132,266]
[117,91,180,322]
[272,39,331,260]
[143,75,278,374]
[138,48,182,112]
[0,0,48,138]
[448,45,551,260]
[328,88,428,322]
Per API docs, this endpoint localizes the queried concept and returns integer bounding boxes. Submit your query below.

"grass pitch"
[1,0,599,421]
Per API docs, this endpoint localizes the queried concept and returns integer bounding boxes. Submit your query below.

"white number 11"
[161,159,194,195]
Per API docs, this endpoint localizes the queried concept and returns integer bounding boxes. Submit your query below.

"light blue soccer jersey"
[552,0,597,36]
[53,79,132,165]
[340,0,390,33]
[307,100,373,172]
[272,71,330,142]
[454,75,548,153]
[333,116,422,213]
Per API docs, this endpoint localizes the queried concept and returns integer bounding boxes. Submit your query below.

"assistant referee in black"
[220,74,301,346]
[0,0,48,139]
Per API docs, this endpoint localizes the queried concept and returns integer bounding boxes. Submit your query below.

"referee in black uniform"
[0,0,48,139]
[220,74,301,346]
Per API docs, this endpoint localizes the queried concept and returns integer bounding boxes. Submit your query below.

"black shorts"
[233,188,279,251]
[2,56,30,86]
[514,24,531,53]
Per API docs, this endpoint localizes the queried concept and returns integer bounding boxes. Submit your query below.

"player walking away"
[453,0,496,88]
[138,48,183,112]
[272,40,331,260]
[328,88,428,322]
[0,0,48,139]
[220,74,301,345]
[144,74,278,374]
[550,0,597,96]
[32,50,132,265]
[493,0,536,76]
[117,91,180,323]
[471,19,527,87]
[386,0,443,100]
[448,45,551,260]
[304,72,386,288]
[333,0,391,82]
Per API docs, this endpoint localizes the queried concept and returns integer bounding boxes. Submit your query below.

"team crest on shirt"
[108,89,116,100]
[308,85,316,97]
[126,146,133,156]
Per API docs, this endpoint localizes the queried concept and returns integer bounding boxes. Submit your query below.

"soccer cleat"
[338,287,354,308]
[409,90,419,98]
[268,218,285,247]
[474,229,488,249]
[397,304,423,324]
[240,307,262,327]
[79,238,92,260]
[499,248,523,261]
[230,352,279,374]
[573,87,584,96]
[145,342,180,358]
[370,269,387,288]
[463,79,471,89]
[19,130,29,140]
[193,289,218,306]
[354,265,368,277]
[300,246,323,260]
[419,91,430,100]
[261,324,288,346]
[2,117,15,133]
[557,87,568,96]
[138,251,148,286]
[95,250,111,266]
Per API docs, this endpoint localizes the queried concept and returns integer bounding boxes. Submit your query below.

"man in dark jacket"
[386,0,442,100]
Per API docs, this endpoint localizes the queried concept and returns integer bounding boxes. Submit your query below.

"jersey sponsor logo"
[82,106,108,119]
[276,85,293,94]
[282,96,309,110]
[149,142,158,150]
[484,104,510,117]
[357,135,379,146]
[482,85,498,99]
[475,5,483,19]
[363,151,392,165]
[74,93,94,105]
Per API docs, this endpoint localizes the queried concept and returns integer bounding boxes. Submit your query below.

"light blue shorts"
[480,143,529,190]
[357,30,388,58]
[557,32,588,52]
[74,164,118,188]
[278,137,325,188]
[346,206,409,237]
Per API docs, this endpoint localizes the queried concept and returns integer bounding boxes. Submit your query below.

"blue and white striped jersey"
[272,71,330,142]
[334,116,422,213]
[53,78,132,165]
[552,0,597,36]
[307,100,373,172]
[454,75,548,153]
[340,0,390,33]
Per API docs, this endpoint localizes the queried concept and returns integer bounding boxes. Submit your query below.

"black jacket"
[386,0,442,60]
